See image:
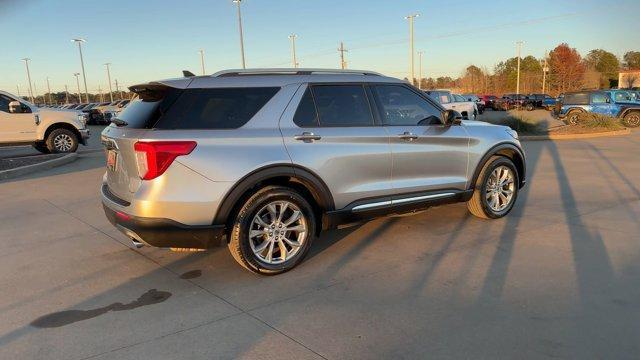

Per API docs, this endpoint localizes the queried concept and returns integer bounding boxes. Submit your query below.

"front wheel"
[622,112,640,128]
[467,156,519,219]
[228,186,316,275]
[46,128,79,153]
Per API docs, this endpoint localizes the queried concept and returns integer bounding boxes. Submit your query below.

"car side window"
[293,89,319,127]
[591,93,608,104]
[311,85,374,127]
[373,85,442,126]
[0,94,11,113]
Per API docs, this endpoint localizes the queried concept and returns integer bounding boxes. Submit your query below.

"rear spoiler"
[128,83,174,101]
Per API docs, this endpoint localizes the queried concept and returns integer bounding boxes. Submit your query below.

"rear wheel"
[566,111,581,125]
[622,111,640,128]
[467,156,519,219]
[525,103,534,111]
[46,128,79,153]
[228,186,316,275]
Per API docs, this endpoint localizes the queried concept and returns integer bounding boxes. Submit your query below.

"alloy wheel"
[249,201,307,265]
[626,113,640,127]
[54,134,73,152]
[485,166,515,212]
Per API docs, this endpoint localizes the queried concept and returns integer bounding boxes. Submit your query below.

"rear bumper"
[103,203,226,249]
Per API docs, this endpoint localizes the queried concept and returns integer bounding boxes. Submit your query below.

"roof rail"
[211,68,383,77]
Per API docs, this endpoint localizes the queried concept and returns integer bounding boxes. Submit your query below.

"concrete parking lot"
[1,131,639,359]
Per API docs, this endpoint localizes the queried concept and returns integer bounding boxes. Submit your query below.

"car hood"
[461,120,504,129]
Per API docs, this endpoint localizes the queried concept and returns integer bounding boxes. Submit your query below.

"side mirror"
[442,109,463,125]
[606,98,611,104]
[9,101,22,113]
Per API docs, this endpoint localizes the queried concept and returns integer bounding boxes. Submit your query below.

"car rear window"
[153,87,279,129]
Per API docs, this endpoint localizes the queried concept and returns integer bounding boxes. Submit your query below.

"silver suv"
[101,69,526,274]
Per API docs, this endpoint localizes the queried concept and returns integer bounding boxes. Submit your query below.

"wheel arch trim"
[470,142,526,190]
[212,164,335,226]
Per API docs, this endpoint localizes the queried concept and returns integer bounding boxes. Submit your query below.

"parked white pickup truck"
[0,90,90,153]
[424,90,478,120]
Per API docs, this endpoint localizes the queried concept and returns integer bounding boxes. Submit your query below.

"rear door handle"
[398,131,418,141]
[294,132,321,142]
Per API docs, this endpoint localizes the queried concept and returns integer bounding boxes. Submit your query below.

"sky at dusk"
[2,0,639,95]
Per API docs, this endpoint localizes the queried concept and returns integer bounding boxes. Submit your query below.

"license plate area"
[107,149,118,171]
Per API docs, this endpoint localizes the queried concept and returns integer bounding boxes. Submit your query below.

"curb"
[0,153,78,181]
[521,128,631,141]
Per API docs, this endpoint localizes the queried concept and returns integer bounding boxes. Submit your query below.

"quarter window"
[311,85,373,127]
[293,89,319,127]
[373,85,442,126]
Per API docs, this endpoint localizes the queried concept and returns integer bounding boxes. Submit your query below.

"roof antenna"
[182,70,196,77]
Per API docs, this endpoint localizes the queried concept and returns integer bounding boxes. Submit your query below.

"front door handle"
[398,131,418,141]
[294,132,321,142]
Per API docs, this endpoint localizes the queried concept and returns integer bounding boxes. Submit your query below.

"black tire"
[566,111,581,125]
[32,142,50,154]
[622,111,640,128]
[46,128,79,153]
[525,103,534,111]
[467,156,519,219]
[228,185,316,275]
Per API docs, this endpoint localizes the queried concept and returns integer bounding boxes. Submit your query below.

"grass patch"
[576,113,626,130]
[483,115,544,135]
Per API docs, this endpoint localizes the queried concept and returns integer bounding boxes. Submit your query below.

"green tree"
[494,55,542,93]
[623,51,640,69]
[585,49,620,87]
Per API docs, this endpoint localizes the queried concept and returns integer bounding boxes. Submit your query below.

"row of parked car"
[43,99,131,125]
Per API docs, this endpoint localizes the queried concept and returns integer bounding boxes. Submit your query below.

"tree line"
[416,44,640,96]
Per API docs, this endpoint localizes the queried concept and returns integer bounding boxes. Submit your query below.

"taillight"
[133,141,197,180]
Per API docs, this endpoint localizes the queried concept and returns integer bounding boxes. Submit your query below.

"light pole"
[104,63,114,102]
[288,34,298,68]
[33,82,39,105]
[417,51,424,89]
[516,41,524,96]
[338,42,348,69]
[233,0,246,69]
[64,85,70,104]
[98,85,104,102]
[405,14,419,86]
[46,77,52,105]
[16,85,21,98]
[115,79,120,100]
[73,73,82,104]
[198,50,206,75]
[541,54,549,94]
[21,58,34,103]
[72,38,89,103]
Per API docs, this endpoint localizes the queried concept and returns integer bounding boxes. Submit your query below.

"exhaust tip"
[131,238,144,249]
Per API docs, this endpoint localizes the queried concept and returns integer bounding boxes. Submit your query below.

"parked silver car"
[101,69,526,274]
